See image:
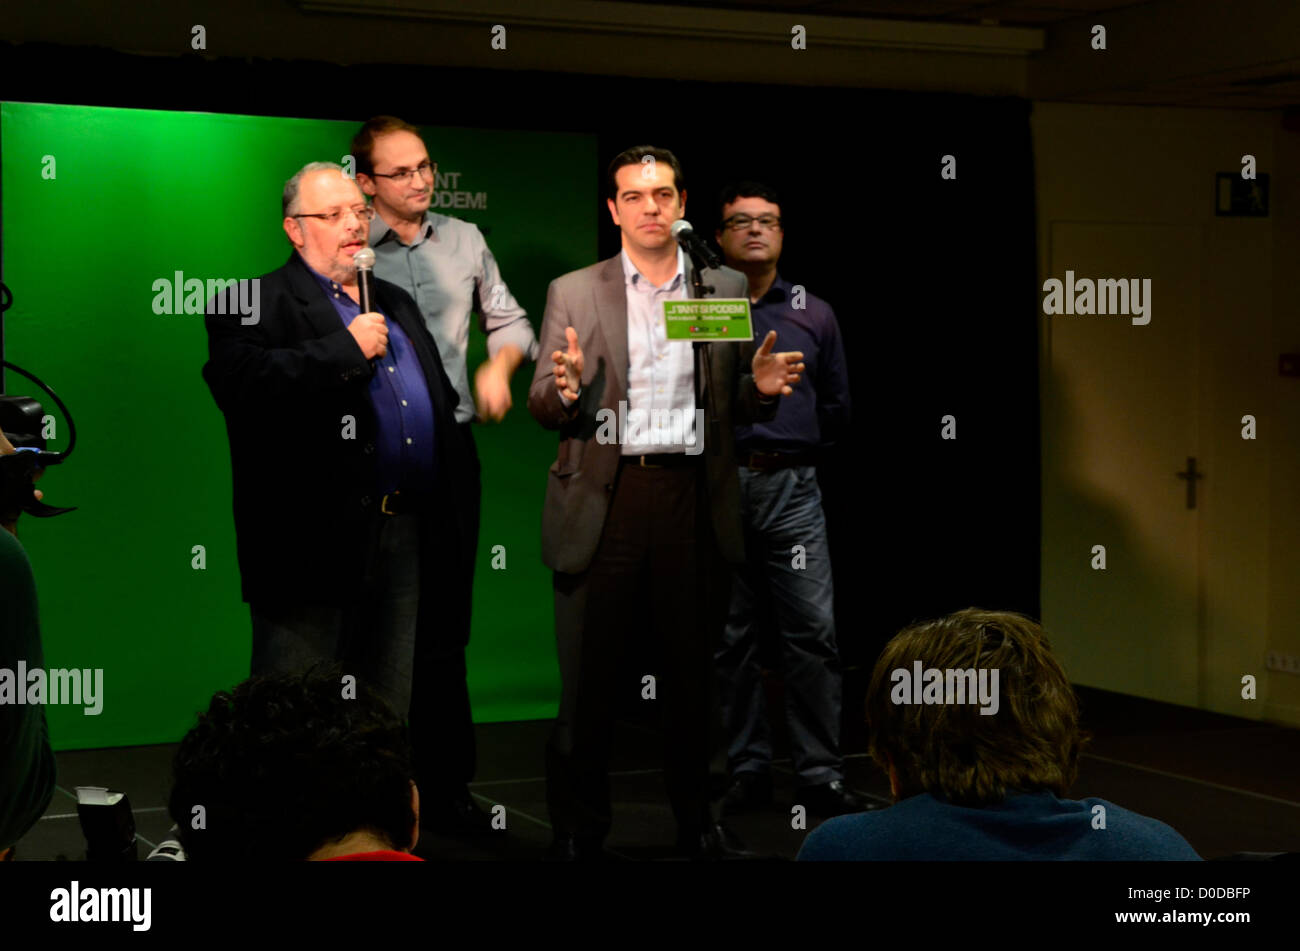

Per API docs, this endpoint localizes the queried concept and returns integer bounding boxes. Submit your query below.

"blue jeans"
[715,465,843,786]
[249,510,421,718]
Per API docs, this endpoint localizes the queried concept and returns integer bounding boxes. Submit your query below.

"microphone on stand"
[670,219,721,271]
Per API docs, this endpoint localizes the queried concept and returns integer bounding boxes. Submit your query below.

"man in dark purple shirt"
[302,259,437,499]
[203,163,476,807]
[713,182,874,819]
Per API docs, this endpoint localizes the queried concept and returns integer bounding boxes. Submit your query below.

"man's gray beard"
[329,260,358,285]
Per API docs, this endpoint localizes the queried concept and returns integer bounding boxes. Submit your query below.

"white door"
[1041,222,1202,706]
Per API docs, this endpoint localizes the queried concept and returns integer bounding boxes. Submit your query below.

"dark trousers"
[249,510,421,715]
[715,465,843,785]
[249,421,480,803]
[409,421,480,801]
[546,458,731,843]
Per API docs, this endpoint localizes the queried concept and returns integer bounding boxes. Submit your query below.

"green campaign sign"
[662,298,753,341]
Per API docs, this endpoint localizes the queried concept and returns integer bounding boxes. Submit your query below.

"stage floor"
[14,686,1300,861]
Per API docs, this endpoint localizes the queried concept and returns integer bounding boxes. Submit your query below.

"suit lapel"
[593,256,629,400]
[284,252,353,343]
[285,251,456,423]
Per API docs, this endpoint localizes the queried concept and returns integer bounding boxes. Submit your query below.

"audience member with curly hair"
[168,670,421,861]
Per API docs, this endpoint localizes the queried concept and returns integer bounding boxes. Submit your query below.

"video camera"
[0,281,77,524]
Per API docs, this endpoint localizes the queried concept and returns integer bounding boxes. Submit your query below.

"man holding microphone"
[203,163,476,832]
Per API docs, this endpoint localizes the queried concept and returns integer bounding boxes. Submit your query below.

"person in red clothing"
[169,671,423,861]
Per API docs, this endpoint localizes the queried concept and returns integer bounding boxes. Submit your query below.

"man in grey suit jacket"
[528,146,805,859]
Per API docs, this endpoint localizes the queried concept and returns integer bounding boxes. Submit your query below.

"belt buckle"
[380,492,399,515]
[639,455,663,468]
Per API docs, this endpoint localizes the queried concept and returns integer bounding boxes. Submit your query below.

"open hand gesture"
[551,326,584,401]
[751,330,804,396]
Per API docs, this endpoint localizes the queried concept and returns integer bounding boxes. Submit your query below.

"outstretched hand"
[751,330,804,396]
[551,326,584,401]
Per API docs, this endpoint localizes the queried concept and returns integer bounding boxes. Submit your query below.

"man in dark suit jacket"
[203,162,479,833]
[528,146,805,859]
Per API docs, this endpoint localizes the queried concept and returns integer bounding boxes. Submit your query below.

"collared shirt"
[620,247,696,455]
[370,211,539,424]
[302,254,436,495]
[734,274,850,455]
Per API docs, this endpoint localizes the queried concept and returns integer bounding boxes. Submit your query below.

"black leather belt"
[376,490,425,515]
[624,453,700,469]
[740,449,817,471]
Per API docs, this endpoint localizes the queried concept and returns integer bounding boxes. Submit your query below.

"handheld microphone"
[353,246,376,313]
[670,220,721,271]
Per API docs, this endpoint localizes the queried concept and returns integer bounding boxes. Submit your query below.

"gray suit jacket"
[528,253,778,574]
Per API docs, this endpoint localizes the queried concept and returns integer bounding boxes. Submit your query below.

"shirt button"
[406,438,413,445]
[401,399,408,406]
[388,366,395,373]
[360,495,372,507]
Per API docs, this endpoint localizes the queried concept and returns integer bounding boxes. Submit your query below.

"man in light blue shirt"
[354,116,539,838]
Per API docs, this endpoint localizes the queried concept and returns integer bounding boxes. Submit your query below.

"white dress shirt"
[619,248,697,455]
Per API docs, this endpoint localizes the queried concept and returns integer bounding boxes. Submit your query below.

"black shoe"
[677,821,763,860]
[425,788,496,836]
[796,780,880,818]
[544,833,604,862]
[721,771,773,816]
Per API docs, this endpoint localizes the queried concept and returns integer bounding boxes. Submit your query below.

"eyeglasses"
[371,161,436,183]
[722,214,782,231]
[294,206,376,225]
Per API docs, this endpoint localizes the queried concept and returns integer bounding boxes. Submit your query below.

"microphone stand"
[685,249,719,456]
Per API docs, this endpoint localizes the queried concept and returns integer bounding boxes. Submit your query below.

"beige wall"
[1265,123,1300,725]
[1033,101,1300,726]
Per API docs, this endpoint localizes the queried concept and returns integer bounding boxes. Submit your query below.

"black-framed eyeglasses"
[722,214,782,231]
[294,206,376,224]
[371,161,436,183]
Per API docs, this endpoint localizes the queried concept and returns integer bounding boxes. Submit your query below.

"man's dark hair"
[718,181,782,223]
[351,115,422,177]
[865,608,1089,807]
[606,145,684,201]
[169,670,416,861]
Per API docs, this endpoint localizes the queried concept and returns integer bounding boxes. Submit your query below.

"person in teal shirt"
[0,432,56,860]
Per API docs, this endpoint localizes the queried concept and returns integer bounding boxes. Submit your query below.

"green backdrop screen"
[1,102,597,750]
